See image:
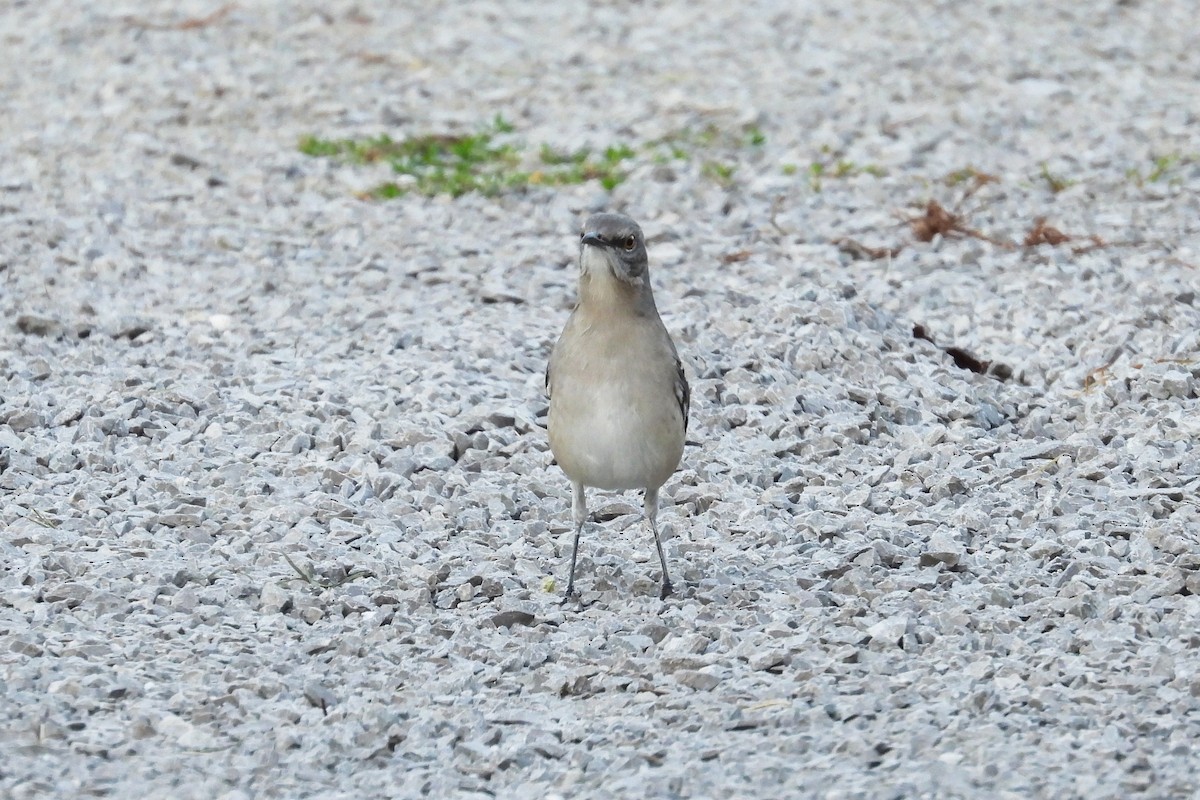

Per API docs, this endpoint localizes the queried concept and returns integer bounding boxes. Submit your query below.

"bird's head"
[579,213,649,287]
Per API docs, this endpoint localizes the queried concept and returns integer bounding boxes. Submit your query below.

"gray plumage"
[546,213,689,601]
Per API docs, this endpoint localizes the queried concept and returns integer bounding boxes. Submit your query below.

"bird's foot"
[659,580,674,600]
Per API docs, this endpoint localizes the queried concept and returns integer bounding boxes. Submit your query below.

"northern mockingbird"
[546,213,690,601]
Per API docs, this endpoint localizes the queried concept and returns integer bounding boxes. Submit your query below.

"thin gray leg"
[645,487,673,599]
[562,481,586,603]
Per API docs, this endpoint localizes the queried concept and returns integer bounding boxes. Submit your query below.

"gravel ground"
[3,1,1200,798]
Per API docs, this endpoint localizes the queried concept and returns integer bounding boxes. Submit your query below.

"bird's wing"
[674,355,690,433]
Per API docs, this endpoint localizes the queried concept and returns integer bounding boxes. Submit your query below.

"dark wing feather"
[674,356,690,433]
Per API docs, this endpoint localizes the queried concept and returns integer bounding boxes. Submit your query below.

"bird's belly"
[549,390,684,492]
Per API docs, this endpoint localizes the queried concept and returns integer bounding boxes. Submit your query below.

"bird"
[545,212,690,601]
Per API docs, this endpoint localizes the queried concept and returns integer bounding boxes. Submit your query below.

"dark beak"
[580,232,608,248]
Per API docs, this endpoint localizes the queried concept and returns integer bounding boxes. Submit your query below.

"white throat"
[580,246,645,286]
[580,245,616,278]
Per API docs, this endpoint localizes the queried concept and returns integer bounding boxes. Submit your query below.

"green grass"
[1147,154,1179,182]
[301,118,890,199]
[302,118,1195,202]
[702,160,736,186]
[1038,162,1074,193]
[299,116,529,198]
[300,116,643,198]
[1126,153,1194,187]
[944,166,993,186]
[538,144,590,166]
[803,150,885,191]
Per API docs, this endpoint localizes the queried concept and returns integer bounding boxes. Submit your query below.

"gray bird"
[546,213,690,601]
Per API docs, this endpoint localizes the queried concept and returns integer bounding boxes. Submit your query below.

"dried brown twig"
[126,4,234,30]
[1023,217,1107,253]
[832,238,902,261]
[902,199,1014,248]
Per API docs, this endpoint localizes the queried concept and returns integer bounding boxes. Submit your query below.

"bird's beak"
[580,232,607,249]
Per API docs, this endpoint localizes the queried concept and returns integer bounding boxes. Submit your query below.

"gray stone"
[259,583,290,613]
[924,530,965,565]
[674,669,722,691]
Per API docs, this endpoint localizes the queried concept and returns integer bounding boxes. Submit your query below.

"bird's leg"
[645,487,673,599]
[561,481,586,604]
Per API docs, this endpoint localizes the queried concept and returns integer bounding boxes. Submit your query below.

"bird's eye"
[623,235,636,251]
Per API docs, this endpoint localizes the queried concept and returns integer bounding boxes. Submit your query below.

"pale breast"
[548,311,686,492]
